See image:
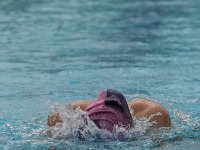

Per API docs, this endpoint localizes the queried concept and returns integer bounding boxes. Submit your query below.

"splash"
[2,100,199,149]
[43,100,200,149]
[45,103,158,141]
[46,103,98,139]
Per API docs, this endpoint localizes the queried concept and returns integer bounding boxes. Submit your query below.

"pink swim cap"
[86,89,133,133]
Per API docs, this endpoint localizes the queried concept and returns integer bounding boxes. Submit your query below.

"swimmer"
[47,89,171,134]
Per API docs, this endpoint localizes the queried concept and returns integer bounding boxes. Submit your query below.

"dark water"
[0,0,200,149]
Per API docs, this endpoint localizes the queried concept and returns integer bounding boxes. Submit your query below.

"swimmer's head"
[86,89,133,133]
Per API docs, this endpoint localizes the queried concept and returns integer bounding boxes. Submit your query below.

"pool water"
[0,0,200,149]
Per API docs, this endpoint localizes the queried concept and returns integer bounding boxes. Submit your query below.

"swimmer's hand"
[47,100,93,127]
[47,112,63,127]
[47,104,75,127]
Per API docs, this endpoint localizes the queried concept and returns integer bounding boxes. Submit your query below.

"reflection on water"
[0,0,200,149]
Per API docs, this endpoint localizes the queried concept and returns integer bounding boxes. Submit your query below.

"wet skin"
[47,98,171,127]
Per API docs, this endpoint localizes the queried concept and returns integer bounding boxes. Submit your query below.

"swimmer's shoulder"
[128,98,152,112]
[71,99,94,110]
[128,98,171,127]
[128,98,167,111]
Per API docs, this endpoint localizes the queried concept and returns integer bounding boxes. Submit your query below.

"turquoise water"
[1,0,200,149]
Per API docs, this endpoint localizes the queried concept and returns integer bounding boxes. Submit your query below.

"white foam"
[45,103,159,141]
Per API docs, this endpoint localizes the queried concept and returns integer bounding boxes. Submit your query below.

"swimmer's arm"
[47,99,94,127]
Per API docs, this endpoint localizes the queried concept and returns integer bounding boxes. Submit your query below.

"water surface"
[0,0,200,149]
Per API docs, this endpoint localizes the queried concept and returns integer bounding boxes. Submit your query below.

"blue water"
[1,0,200,149]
